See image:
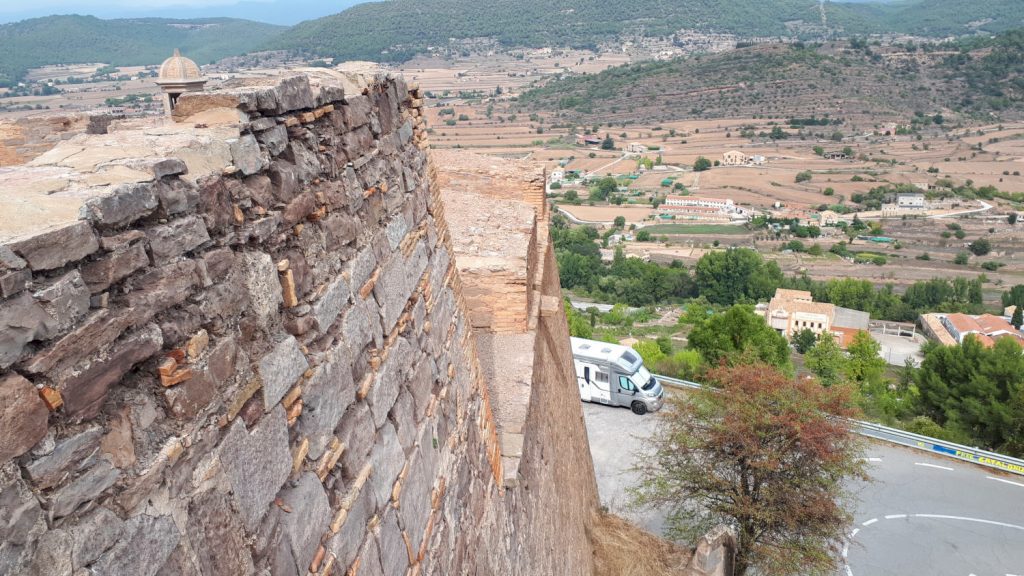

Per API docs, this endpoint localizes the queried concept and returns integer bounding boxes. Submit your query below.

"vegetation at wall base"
[632,363,865,576]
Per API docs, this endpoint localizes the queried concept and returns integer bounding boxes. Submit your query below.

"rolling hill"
[269,0,1024,63]
[0,15,285,86]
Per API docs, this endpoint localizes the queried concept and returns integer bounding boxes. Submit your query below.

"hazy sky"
[0,0,363,24]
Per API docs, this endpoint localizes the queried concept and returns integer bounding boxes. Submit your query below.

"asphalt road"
[581,401,1024,576]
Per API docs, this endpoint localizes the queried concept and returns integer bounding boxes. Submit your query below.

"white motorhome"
[570,337,665,414]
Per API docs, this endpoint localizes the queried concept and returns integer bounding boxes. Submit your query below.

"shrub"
[795,171,813,183]
[954,252,969,265]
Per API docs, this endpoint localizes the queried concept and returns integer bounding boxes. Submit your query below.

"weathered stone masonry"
[0,68,599,576]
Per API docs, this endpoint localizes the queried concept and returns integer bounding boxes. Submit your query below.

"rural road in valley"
[581,400,1024,576]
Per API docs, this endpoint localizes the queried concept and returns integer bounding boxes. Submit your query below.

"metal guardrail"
[654,374,1024,477]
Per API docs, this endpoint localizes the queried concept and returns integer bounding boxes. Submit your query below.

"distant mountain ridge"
[0,14,285,86]
[268,0,1024,63]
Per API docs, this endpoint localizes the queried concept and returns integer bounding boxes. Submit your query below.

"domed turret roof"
[158,49,203,81]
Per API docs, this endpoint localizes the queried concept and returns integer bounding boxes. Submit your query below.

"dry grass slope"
[592,511,692,576]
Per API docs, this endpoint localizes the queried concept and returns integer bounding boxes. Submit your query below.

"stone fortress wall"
[0,67,601,576]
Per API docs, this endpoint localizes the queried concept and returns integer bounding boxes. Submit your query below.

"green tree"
[564,300,593,339]
[1013,306,1023,330]
[792,328,818,354]
[688,306,792,373]
[654,349,703,380]
[916,336,1024,454]
[632,363,865,576]
[805,333,848,387]
[845,331,886,390]
[969,237,991,256]
[693,156,712,172]
[636,230,652,242]
[601,135,615,150]
[590,177,618,202]
[633,340,667,364]
[1009,213,1018,225]
[813,145,825,156]
[954,252,969,265]
[1003,285,1024,308]
[562,189,578,202]
[613,215,626,228]
[795,171,812,183]
[694,248,783,305]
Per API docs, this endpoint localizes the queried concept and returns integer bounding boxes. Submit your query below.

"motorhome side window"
[594,371,608,383]
[618,376,635,391]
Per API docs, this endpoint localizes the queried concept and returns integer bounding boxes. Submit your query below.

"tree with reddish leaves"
[632,363,867,576]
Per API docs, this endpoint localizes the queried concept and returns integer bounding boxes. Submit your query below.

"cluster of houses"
[756,289,871,349]
[921,310,1024,348]
[660,195,750,222]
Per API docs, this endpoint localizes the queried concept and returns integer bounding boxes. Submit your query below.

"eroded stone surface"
[0,372,49,462]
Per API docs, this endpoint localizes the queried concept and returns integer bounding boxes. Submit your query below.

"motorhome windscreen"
[636,366,655,390]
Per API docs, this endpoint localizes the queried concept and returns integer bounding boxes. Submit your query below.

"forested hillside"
[943,29,1024,112]
[270,0,1022,63]
[0,15,285,86]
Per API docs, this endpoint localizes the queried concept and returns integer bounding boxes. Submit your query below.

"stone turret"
[154,49,207,116]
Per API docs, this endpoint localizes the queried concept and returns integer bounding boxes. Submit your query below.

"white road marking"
[885,514,907,520]
[914,462,954,471]
[842,542,849,558]
[913,514,1024,531]
[844,566,853,576]
[987,476,1024,488]
[862,518,878,526]
[863,457,883,462]
[850,528,860,538]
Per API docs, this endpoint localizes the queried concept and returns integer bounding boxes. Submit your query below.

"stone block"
[187,489,254,576]
[373,240,428,334]
[0,268,31,298]
[219,406,291,532]
[322,212,359,250]
[390,389,416,452]
[25,528,72,576]
[155,178,199,217]
[80,182,158,228]
[62,323,163,420]
[257,336,309,410]
[336,402,374,480]
[369,422,404,507]
[34,270,90,332]
[24,426,103,489]
[385,216,409,251]
[70,507,124,570]
[147,215,210,265]
[402,448,436,557]
[311,275,350,333]
[241,251,283,329]
[282,191,316,226]
[269,161,300,203]
[163,369,216,420]
[354,533,385,576]
[280,472,331,574]
[80,242,149,293]
[377,510,409,576]
[93,514,180,576]
[48,460,121,518]
[271,75,317,114]
[257,124,289,157]
[8,221,99,271]
[341,126,373,160]
[196,177,235,234]
[343,95,371,129]
[348,248,377,291]
[0,245,26,270]
[22,308,134,378]
[229,134,267,176]
[328,475,374,569]
[408,359,434,423]
[0,372,49,463]
[0,463,47,575]
[297,345,354,460]
[368,337,411,429]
